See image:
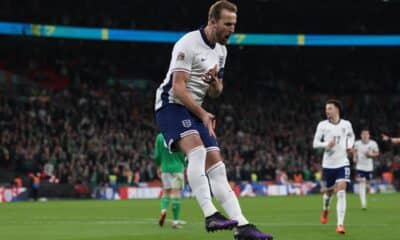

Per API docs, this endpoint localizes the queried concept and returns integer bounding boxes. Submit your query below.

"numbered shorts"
[322,166,351,189]
[161,173,184,190]
[155,104,219,152]
[357,170,373,181]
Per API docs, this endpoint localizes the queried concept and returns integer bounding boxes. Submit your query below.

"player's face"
[325,103,338,121]
[361,131,370,142]
[214,9,236,45]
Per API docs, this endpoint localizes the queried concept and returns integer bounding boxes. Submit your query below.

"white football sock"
[323,193,332,211]
[187,146,217,217]
[359,181,367,208]
[336,190,346,226]
[207,161,249,226]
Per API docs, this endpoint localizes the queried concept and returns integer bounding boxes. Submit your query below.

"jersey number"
[334,136,341,144]
[344,167,351,179]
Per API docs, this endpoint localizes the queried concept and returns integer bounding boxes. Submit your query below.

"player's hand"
[366,150,376,158]
[327,139,336,149]
[346,148,354,154]
[201,112,216,138]
[382,134,390,142]
[202,64,219,86]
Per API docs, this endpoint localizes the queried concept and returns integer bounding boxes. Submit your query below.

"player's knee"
[163,189,171,196]
[336,189,346,198]
[170,189,181,198]
[206,152,223,171]
[206,161,225,175]
[187,145,207,159]
[335,182,347,192]
[178,134,204,154]
[325,189,334,196]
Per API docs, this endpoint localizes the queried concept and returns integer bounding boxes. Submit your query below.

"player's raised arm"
[382,134,400,144]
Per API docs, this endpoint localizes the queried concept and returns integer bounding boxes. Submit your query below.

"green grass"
[0,193,399,240]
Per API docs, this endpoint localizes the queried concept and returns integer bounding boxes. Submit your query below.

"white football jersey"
[155,28,227,111]
[354,140,379,171]
[313,119,355,168]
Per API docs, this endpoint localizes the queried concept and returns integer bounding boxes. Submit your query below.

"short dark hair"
[208,0,238,21]
[326,99,343,115]
[361,128,370,133]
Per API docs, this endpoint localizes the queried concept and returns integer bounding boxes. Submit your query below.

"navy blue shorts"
[357,170,372,181]
[155,104,219,152]
[322,166,351,189]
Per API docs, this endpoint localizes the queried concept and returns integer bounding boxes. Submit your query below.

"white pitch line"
[5,218,390,227]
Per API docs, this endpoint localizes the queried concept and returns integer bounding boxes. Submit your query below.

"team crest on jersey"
[182,119,192,128]
[219,56,224,67]
[177,52,185,61]
[342,128,346,134]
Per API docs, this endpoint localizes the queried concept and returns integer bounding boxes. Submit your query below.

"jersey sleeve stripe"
[161,74,173,108]
[171,68,191,73]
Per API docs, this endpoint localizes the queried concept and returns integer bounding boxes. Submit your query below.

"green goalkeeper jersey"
[154,133,185,173]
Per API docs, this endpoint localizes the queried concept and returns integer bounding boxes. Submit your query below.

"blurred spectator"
[29,172,41,201]
[13,175,23,188]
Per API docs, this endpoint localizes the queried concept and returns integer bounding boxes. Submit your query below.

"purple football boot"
[205,212,238,232]
[234,224,273,240]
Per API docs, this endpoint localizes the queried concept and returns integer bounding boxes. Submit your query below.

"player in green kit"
[154,133,186,229]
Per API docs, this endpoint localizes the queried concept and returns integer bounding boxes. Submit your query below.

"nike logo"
[201,58,206,62]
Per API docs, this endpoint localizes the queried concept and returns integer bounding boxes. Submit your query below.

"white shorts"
[161,173,184,190]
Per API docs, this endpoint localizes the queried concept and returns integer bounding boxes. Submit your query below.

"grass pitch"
[0,193,399,240]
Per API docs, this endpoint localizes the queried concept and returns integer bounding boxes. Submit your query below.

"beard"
[217,32,230,45]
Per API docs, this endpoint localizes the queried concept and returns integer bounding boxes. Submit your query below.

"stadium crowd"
[0,32,400,191]
[1,79,400,190]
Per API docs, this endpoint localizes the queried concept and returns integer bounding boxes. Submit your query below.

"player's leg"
[159,186,171,227]
[335,181,347,234]
[320,168,334,224]
[178,134,219,219]
[170,173,184,229]
[156,105,219,221]
[161,190,171,213]
[170,188,182,228]
[206,151,272,240]
[321,188,334,224]
[335,166,350,234]
[365,171,372,209]
[198,124,272,239]
[357,171,367,209]
[180,135,238,232]
[206,152,248,226]
[323,190,334,211]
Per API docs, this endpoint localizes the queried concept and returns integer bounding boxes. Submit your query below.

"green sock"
[161,195,170,212]
[172,197,181,221]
